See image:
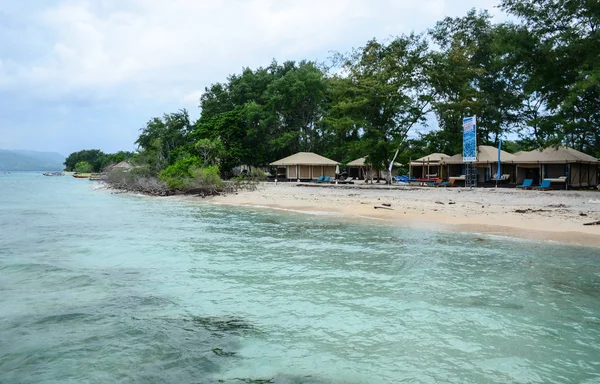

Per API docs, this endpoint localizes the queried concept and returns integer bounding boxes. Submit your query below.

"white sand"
[208,182,600,247]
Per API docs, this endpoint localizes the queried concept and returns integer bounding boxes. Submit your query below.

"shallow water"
[1,172,599,383]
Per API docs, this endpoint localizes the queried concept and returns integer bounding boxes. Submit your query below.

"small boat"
[43,172,64,176]
[72,173,92,178]
[88,173,105,181]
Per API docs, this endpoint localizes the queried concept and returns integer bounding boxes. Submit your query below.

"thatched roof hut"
[270,152,339,181]
[512,147,599,187]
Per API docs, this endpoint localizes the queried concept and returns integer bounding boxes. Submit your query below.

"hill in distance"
[0,149,65,171]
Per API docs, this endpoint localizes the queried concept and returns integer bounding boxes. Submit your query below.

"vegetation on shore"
[65,0,598,193]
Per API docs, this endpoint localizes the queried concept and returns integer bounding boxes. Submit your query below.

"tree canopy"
[67,0,600,182]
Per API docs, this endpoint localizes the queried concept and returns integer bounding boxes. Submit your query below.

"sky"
[0,0,505,156]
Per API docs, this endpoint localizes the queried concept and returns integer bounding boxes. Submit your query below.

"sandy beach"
[208,182,600,247]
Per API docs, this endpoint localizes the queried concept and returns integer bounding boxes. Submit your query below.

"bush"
[189,165,223,191]
[74,161,93,173]
[158,156,203,190]
[105,168,169,195]
[129,165,156,179]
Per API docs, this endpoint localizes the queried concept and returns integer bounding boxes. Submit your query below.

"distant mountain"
[0,149,65,171]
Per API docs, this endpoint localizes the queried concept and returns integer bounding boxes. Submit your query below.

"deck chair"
[534,179,552,190]
[516,179,533,189]
[317,176,330,183]
[311,176,324,183]
[438,180,455,187]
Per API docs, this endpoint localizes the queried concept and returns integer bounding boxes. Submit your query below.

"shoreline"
[205,182,600,247]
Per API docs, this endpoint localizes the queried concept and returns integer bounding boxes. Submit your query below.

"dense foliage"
[64,150,134,172]
[67,0,599,189]
[73,161,93,173]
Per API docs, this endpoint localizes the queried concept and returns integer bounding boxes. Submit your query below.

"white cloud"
[5,0,502,102]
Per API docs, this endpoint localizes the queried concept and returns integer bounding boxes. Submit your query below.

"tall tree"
[428,10,525,154]
[500,0,600,156]
[330,34,433,179]
[135,109,192,171]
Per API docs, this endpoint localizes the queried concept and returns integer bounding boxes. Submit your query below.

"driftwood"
[583,220,600,226]
[374,206,394,210]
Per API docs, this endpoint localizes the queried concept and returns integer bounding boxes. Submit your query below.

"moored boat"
[72,173,92,178]
[88,173,105,181]
[43,172,64,176]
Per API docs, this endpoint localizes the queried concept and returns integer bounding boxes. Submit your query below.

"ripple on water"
[1,173,600,383]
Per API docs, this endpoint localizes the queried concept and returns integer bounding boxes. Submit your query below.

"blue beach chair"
[311,176,324,183]
[534,179,552,190]
[516,179,533,189]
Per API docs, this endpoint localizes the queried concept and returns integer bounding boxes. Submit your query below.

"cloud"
[8,0,503,97]
[0,0,504,153]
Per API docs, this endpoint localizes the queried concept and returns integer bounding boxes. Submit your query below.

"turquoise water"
[1,172,599,383]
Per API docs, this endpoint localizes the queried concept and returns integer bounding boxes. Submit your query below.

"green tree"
[64,149,105,172]
[428,10,525,154]
[73,161,93,173]
[500,0,600,156]
[329,34,433,181]
[135,109,193,171]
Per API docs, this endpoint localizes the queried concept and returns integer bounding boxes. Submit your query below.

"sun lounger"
[533,179,552,190]
[311,176,324,183]
[516,179,533,189]
[438,180,455,187]
[318,176,330,183]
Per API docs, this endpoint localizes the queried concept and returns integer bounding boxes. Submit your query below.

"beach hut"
[346,157,402,180]
[512,147,599,188]
[409,153,449,180]
[440,146,516,184]
[104,161,134,172]
[270,152,339,181]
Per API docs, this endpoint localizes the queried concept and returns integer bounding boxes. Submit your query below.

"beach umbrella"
[335,165,340,175]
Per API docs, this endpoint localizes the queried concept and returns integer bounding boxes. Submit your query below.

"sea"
[1,172,599,384]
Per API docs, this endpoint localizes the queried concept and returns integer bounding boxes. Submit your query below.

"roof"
[512,146,599,164]
[270,152,339,166]
[104,161,134,171]
[441,146,515,164]
[347,157,367,166]
[347,156,402,167]
[410,153,449,166]
[112,161,134,169]
[441,153,464,165]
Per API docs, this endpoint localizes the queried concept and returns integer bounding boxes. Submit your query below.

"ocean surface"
[1,172,599,384]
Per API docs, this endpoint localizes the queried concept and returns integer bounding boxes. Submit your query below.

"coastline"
[205,182,600,247]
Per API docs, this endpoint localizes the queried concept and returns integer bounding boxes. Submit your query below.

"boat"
[88,173,105,181]
[43,172,64,176]
[72,173,92,178]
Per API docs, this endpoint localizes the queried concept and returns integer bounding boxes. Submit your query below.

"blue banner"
[463,116,477,162]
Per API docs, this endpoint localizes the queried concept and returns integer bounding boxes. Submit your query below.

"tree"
[500,0,600,156]
[74,161,93,173]
[195,138,225,166]
[64,149,105,172]
[135,109,193,171]
[428,10,525,154]
[329,34,433,182]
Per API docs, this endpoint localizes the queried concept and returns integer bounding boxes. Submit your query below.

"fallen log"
[374,206,394,210]
[583,220,600,226]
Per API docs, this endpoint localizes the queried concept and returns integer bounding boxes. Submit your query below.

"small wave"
[34,312,94,325]
[0,263,69,273]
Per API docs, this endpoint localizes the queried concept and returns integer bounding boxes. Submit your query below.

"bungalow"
[441,145,516,184]
[512,147,599,189]
[409,153,449,179]
[270,152,339,181]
